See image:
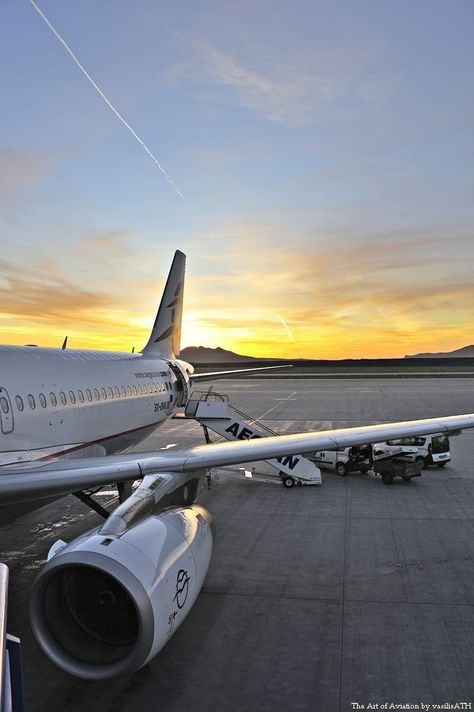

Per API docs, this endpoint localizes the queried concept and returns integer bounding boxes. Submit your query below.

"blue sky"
[1,0,473,357]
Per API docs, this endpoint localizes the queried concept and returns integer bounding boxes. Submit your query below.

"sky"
[0,0,473,359]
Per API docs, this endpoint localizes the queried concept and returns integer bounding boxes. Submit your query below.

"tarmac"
[2,377,474,712]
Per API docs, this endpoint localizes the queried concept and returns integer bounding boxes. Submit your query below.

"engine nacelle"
[29,504,213,680]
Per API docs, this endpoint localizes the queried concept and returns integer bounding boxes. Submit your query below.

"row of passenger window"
[10,380,173,413]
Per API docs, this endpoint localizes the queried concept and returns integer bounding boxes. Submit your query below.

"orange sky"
[0,231,472,359]
[1,3,473,359]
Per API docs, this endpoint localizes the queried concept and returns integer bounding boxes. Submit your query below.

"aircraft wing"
[0,412,473,504]
[190,364,292,381]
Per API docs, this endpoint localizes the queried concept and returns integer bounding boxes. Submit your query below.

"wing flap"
[190,364,292,381]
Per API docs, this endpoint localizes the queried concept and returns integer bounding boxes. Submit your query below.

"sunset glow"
[1,3,473,359]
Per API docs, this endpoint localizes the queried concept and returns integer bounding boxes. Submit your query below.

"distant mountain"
[180,346,260,363]
[405,345,474,358]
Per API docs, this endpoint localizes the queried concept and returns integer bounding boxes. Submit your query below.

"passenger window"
[108,387,114,399]
[50,392,57,407]
[101,388,107,400]
[127,385,132,396]
[165,383,169,391]
[0,397,9,414]
[69,390,76,404]
[132,385,137,395]
[78,390,84,403]
[94,388,100,401]
[59,391,66,406]
[15,395,24,412]
[86,389,93,402]
[115,386,120,398]
[121,386,126,397]
[39,393,47,408]
[28,394,36,410]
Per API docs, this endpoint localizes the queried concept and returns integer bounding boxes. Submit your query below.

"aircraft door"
[168,362,189,407]
[0,387,14,434]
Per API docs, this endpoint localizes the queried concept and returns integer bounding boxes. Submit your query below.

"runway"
[2,378,474,711]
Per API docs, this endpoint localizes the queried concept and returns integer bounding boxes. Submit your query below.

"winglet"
[141,251,186,358]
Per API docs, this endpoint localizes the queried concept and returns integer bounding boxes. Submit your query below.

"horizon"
[1,2,473,359]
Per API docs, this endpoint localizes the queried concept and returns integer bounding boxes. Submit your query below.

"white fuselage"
[0,346,191,467]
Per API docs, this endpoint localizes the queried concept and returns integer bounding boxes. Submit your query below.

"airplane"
[0,249,473,681]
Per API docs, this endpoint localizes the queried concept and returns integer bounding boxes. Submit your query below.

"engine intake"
[30,505,213,679]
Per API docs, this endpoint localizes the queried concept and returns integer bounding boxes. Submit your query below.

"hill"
[180,346,261,363]
[405,345,474,358]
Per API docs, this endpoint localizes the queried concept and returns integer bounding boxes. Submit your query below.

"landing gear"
[336,462,347,477]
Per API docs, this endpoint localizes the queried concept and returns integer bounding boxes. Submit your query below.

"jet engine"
[29,504,213,680]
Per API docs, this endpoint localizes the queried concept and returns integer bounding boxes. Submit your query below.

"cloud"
[181,223,474,357]
[0,146,52,211]
[78,229,135,258]
[0,239,180,351]
[174,40,388,126]
[0,258,108,323]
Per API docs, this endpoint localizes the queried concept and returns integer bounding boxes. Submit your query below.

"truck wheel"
[415,456,427,470]
[437,462,447,468]
[282,475,295,488]
[336,462,347,477]
[382,472,393,485]
[402,476,411,482]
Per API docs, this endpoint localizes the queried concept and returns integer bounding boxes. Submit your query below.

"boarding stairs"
[183,391,322,486]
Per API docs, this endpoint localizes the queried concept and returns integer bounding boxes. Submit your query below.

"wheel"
[282,475,295,488]
[415,456,427,470]
[336,462,347,477]
[381,472,393,485]
[402,476,411,482]
[437,462,447,468]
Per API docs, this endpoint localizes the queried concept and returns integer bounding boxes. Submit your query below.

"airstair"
[183,391,322,487]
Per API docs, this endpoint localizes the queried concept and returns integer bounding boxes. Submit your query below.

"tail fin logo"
[141,250,186,358]
[153,281,183,345]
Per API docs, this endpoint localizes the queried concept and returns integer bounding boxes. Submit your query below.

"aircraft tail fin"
[141,250,186,358]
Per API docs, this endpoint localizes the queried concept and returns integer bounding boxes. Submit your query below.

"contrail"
[274,311,296,343]
[28,0,184,199]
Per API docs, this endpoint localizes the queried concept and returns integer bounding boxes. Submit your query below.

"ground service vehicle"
[313,444,373,476]
[373,433,450,469]
[373,457,422,485]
